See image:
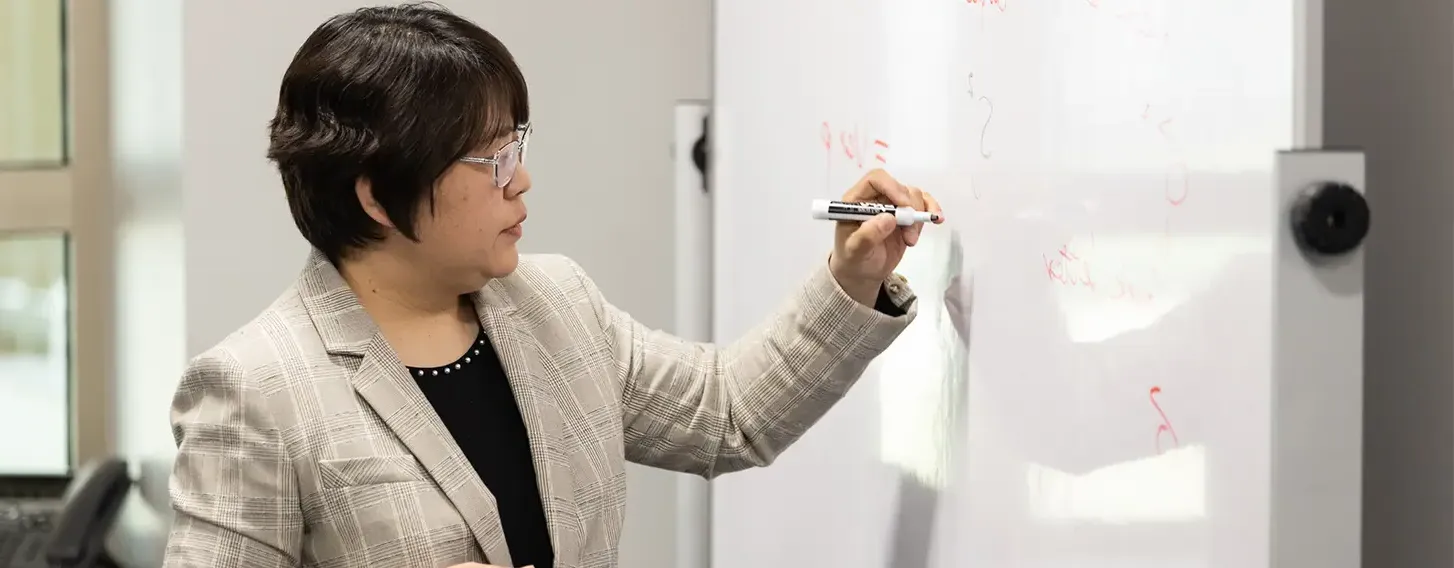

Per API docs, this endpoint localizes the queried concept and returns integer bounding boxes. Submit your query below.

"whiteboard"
[710,0,1359,567]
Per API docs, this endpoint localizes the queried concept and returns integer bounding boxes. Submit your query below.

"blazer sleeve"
[163,350,304,568]
[568,257,917,479]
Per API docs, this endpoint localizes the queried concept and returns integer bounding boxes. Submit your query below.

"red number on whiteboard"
[840,128,863,168]
[820,122,886,169]
[1165,162,1190,206]
[967,0,1009,12]
[1150,386,1180,454]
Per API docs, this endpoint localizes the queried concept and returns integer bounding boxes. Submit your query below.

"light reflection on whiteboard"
[1026,444,1208,523]
[877,229,966,490]
[875,226,1246,519]
[1047,233,1268,343]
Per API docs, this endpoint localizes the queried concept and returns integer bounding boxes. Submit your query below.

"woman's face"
[406,132,532,289]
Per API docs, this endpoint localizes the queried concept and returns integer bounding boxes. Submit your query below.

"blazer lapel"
[472,282,580,566]
[295,251,514,566]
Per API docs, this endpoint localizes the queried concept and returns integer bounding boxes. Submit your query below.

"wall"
[1322,0,1454,566]
[106,1,711,566]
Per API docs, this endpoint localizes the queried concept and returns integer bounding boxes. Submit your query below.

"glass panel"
[0,231,70,475]
[0,0,67,167]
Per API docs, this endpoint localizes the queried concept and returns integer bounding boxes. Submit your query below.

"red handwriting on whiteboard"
[1143,104,1190,206]
[966,73,994,159]
[1042,238,1155,302]
[1112,275,1154,303]
[821,121,888,169]
[820,122,834,195]
[966,0,1009,12]
[1142,104,1175,145]
[1165,162,1189,206]
[1150,386,1179,454]
[1043,243,1095,290]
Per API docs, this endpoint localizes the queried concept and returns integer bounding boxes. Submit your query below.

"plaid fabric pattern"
[163,250,916,568]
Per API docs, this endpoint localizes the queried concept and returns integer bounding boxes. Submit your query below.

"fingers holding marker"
[822,169,944,248]
[847,168,911,206]
[844,213,900,258]
[906,185,928,212]
[904,186,932,245]
[923,190,944,223]
[915,188,945,244]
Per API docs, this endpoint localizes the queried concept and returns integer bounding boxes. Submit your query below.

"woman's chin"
[485,248,520,278]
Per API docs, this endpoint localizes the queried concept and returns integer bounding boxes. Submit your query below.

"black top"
[406,285,901,567]
[874,284,906,317]
[409,329,553,568]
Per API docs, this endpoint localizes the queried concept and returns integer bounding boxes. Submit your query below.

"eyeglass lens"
[496,142,520,188]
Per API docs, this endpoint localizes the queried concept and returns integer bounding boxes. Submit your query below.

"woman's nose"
[507,165,532,197]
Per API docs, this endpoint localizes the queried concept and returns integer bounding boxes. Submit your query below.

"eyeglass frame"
[458,123,532,188]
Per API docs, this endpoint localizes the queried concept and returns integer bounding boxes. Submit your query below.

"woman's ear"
[355,177,395,229]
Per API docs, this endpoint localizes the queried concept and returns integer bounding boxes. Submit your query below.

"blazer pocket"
[317,455,431,488]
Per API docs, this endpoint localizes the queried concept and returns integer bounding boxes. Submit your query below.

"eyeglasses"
[459,124,531,188]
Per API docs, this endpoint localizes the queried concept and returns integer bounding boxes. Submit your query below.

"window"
[0,0,67,167]
[0,231,70,475]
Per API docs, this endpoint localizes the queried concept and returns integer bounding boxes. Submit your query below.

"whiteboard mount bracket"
[690,113,710,192]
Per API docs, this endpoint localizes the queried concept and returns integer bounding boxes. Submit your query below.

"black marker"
[811,199,940,226]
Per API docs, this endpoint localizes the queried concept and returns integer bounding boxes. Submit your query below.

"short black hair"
[267,2,529,263]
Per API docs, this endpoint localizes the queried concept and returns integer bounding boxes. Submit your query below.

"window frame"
[0,1,111,472]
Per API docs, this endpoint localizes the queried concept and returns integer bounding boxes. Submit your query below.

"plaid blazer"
[163,250,916,568]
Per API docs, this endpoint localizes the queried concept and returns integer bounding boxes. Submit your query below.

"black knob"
[691,115,709,191]
[1290,182,1370,256]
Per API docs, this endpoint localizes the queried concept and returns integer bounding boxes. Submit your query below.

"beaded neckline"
[408,333,488,378]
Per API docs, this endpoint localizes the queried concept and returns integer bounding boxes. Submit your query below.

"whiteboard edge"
[672,100,713,568]
[1295,0,1325,147]
[1271,150,1365,568]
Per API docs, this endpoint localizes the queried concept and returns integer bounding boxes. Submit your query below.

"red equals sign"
[873,140,889,164]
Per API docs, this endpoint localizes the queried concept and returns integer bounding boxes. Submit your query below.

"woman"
[162,4,941,568]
